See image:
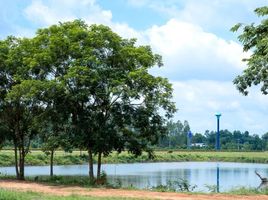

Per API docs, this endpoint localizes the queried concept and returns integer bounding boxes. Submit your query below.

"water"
[1,162,267,192]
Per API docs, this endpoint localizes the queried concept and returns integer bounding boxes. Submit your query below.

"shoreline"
[1,150,268,167]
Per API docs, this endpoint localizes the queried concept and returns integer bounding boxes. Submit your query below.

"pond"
[0,162,267,192]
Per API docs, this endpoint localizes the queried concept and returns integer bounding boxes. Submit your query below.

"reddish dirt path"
[0,180,268,200]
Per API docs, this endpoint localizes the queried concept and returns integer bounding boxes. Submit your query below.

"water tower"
[215,113,221,151]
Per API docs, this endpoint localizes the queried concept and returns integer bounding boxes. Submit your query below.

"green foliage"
[151,179,197,192]
[227,187,268,195]
[204,184,217,193]
[0,34,42,180]
[28,175,95,187]
[158,120,191,148]
[232,6,268,95]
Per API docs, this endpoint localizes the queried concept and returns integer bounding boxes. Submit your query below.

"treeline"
[0,20,176,181]
[14,119,267,152]
[159,120,268,151]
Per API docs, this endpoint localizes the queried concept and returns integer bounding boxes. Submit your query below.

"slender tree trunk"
[50,150,54,177]
[88,148,94,182]
[18,148,25,180]
[97,152,102,179]
[19,148,22,179]
[14,143,19,179]
[21,152,25,180]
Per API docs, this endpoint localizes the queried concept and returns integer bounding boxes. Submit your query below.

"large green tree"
[0,37,40,180]
[11,20,176,181]
[231,6,268,95]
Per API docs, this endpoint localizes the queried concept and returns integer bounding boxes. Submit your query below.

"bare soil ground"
[0,180,268,200]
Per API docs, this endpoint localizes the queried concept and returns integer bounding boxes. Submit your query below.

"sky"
[1,0,268,135]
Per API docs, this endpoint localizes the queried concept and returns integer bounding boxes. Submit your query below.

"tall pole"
[215,113,221,151]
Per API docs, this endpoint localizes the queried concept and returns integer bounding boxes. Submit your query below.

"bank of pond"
[1,150,268,167]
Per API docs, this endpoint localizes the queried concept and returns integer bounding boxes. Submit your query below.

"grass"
[0,174,131,190]
[0,189,149,200]
[27,175,96,187]
[1,150,268,167]
[226,187,268,195]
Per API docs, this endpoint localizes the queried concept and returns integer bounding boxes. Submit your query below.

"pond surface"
[1,162,267,192]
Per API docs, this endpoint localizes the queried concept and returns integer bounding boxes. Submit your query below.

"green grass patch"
[0,189,148,200]
[226,187,268,195]
[1,150,268,167]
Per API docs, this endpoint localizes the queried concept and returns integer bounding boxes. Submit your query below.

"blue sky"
[1,0,268,135]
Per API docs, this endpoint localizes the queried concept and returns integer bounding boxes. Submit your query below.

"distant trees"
[231,6,268,95]
[158,120,267,151]
[0,20,176,181]
[159,120,190,148]
[192,133,206,144]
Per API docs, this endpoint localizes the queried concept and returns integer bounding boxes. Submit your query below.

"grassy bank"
[1,150,268,167]
[226,187,268,195]
[0,189,146,200]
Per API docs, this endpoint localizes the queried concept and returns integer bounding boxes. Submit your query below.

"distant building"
[191,143,206,148]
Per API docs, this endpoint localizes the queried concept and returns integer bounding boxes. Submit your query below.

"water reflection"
[0,162,267,192]
[217,164,219,192]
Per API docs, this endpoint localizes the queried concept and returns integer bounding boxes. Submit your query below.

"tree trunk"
[14,144,19,179]
[20,153,25,180]
[88,148,94,182]
[97,152,102,179]
[18,148,25,180]
[50,150,54,177]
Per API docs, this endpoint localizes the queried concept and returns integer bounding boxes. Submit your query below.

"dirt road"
[0,180,267,200]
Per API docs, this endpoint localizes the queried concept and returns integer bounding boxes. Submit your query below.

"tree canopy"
[231,6,268,95]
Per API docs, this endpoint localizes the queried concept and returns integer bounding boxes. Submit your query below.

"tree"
[0,37,40,180]
[0,121,9,149]
[192,133,206,144]
[63,23,176,180]
[231,6,268,95]
[38,107,71,177]
[11,20,176,182]
[37,82,71,177]
[159,120,192,148]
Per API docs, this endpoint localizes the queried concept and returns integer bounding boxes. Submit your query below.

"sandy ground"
[0,180,268,200]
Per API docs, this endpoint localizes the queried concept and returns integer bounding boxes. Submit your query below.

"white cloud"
[24,0,112,26]
[111,22,145,43]
[24,0,143,41]
[133,0,268,32]
[146,19,250,81]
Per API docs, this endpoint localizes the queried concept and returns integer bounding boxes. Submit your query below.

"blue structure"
[187,131,192,149]
[215,113,221,150]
